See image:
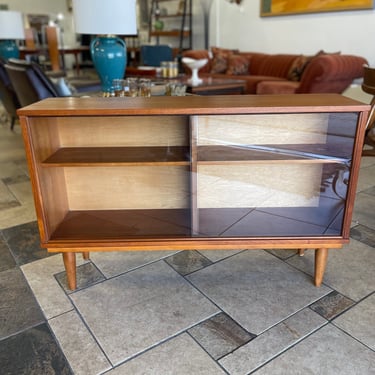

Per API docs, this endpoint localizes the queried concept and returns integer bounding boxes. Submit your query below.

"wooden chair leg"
[314,248,328,287]
[298,249,305,256]
[62,252,77,290]
[82,251,90,260]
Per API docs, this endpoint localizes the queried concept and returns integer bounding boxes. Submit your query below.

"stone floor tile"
[197,249,244,262]
[188,312,255,360]
[310,291,354,320]
[0,238,16,271]
[360,155,375,168]
[21,254,86,319]
[70,261,219,365]
[7,180,34,206]
[219,308,327,375]
[165,250,212,275]
[350,224,375,248]
[0,268,45,339]
[0,203,37,230]
[356,164,375,193]
[49,310,111,375]
[55,262,105,293]
[0,161,27,180]
[107,333,226,374]
[90,250,178,278]
[363,185,375,196]
[253,324,375,375]
[0,179,19,211]
[0,323,73,375]
[333,293,375,350]
[2,221,51,265]
[266,249,298,260]
[352,192,375,230]
[187,250,331,335]
[287,239,375,301]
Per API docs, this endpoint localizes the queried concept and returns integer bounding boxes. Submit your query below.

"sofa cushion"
[211,51,230,73]
[210,47,240,74]
[256,80,299,94]
[257,54,299,78]
[287,51,341,81]
[226,55,250,75]
[287,55,311,81]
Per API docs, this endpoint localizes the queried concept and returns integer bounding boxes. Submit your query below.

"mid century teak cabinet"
[18,95,369,290]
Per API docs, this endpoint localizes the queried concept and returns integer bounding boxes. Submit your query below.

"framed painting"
[261,0,374,17]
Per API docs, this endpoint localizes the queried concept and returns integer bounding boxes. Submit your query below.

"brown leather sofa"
[182,48,367,95]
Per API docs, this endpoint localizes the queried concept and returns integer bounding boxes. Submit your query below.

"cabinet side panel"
[27,118,70,239]
[65,166,190,210]
[197,114,329,145]
[57,116,189,147]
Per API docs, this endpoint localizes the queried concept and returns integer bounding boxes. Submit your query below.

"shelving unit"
[18,95,369,290]
[149,0,192,52]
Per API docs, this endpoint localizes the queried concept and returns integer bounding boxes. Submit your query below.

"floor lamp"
[200,0,213,50]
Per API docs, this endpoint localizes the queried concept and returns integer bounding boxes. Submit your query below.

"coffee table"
[184,77,246,95]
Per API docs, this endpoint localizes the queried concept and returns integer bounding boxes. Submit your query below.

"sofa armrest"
[296,54,368,94]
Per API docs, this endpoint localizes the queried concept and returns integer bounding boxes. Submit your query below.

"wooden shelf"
[42,146,190,166]
[50,209,192,241]
[49,206,342,243]
[197,145,351,164]
[158,13,192,18]
[150,30,190,38]
[149,0,192,51]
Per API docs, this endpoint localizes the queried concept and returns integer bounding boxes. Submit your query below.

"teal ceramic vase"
[0,40,20,60]
[90,36,127,93]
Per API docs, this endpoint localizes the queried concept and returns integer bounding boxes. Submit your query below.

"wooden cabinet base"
[59,246,330,290]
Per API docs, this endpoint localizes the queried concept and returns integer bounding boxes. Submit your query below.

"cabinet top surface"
[17,94,369,117]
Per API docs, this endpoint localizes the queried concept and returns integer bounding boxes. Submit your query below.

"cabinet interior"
[26,111,359,242]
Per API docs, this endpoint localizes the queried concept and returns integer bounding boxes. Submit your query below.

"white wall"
[204,0,375,65]
[7,0,375,66]
[7,0,76,46]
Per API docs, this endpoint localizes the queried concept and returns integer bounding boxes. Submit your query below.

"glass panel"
[193,112,357,237]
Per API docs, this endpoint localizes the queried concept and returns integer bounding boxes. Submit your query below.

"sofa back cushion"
[255,54,299,78]
[226,54,250,75]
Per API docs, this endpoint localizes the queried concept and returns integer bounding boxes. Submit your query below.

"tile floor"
[0,90,374,374]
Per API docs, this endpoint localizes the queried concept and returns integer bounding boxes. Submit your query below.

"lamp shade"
[0,11,25,40]
[72,0,137,35]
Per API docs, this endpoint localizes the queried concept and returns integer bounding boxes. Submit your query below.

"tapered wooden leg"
[314,248,328,287]
[62,252,77,290]
[82,252,90,260]
[298,249,305,256]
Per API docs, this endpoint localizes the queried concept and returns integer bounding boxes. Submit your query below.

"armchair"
[0,57,21,129]
[5,59,101,107]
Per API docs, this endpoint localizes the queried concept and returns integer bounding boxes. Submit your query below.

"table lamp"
[0,10,25,60]
[72,0,137,93]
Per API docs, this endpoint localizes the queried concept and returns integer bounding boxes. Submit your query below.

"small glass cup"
[168,61,179,78]
[138,78,152,97]
[165,81,186,96]
[124,78,138,97]
[112,79,125,97]
[161,61,169,78]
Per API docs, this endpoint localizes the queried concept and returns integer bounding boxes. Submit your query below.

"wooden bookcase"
[149,0,192,52]
[18,95,369,290]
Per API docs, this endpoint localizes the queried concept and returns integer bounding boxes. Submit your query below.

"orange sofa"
[182,48,367,95]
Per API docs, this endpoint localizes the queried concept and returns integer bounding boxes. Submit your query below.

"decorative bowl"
[182,57,208,85]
